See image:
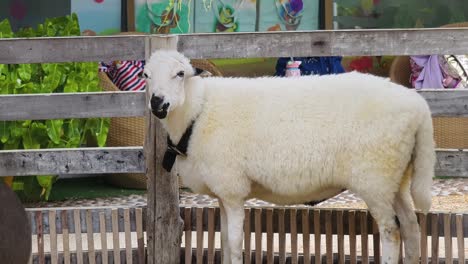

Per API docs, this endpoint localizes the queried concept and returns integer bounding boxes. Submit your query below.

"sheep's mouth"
[152,102,169,119]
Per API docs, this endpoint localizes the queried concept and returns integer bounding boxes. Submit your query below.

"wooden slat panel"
[0,147,145,176]
[314,210,321,264]
[419,213,428,264]
[124,209,133,264]
[244,208,251,264]
[185,208,192,264]
[278,209,286,264]
[349,211,357,264]
[419,90,468,117]
[0,35,146,64]
[196,207,204,264]
[255,209,263,264]
[36,211,45,264]
[444,214,452,264]
[0,92,145,121]
[99,212,108,264]
[361,211,369,264]
[290,209,298,264]
[325,210,333,264]
[435,150,468,177]
[176,28,468,58]
[372,218,380,264]
[135,208,144,264]
[302,209,310,264]
[431,213,439,264]
[74,209,84,264]
[86,210,96,264]
[456,214,465,264]
[207,207,215,264]
[62,210,71,264]
[111,209,120,264]
[337,210,345,264]
[266,209,274,264]
[49,210,58,264]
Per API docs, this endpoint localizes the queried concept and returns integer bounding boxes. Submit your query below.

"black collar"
[162,121,195,172]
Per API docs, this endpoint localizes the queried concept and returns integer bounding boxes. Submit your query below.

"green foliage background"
[0,14,109,201]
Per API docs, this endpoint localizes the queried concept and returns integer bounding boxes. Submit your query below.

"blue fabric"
[275,57,345,76]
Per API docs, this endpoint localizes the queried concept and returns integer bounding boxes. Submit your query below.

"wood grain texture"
[419,213,428,264]
[244,208,251,264]
[177,28,468,58]
[74,209,84,264]
[419,90,468,117]
[2,29,468,65]
[86,210,96,264]
[0,35,145,64]
[49,210,58,264]
[435,149,468,177]
[456,214,465,264]
[111,209,120,264]
[62,210,71,264]
[0,92,145,121]
[99,212,108,264]
[0,147,144,176]
[145,35,182,264]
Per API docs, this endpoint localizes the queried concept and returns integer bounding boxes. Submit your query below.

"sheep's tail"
[410,110,435,214]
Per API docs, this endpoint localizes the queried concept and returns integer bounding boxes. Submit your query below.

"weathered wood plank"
[86,210,96,264]
[361,211,369,264]
[99,212,108,264]
[74,209,84,264]
[419,213,428,264]
[124,208,133,264]
[255,208,263,264]
[1,147,465,179]
[372,218,380,264]
[184,208,192,264]
[436,149,468,177]
[0,92,145,121]
[0,35,146,64]
[111,209,120,264]
[244,208,252,264]
[177,28,468,58]
[444,214,452,264]
[432,213,439,264]
[290,209,298,264]
[2,29,468,65]
[325,210,333,264]
[145,35,182,264]
[278,209,286,264]
[36,211,45,264]
[0,147,144,176]
[302,209,310,264]
[266,209,274,264]
[456,214,465,264]
[196,208,204,264]
[349,211,357,264]
[62,210,71,264]
[49,210,58,264]
[419,90,468,117]
[207,207,215,264]
[314,210,321,264]
[337,210,345,264]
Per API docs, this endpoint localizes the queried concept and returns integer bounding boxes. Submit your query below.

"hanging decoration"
[146,0,182,34]
[274,0,303,30]
[212,0,244,32]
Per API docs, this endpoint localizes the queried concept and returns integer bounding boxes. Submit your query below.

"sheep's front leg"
[219,201,231,264]
[221,200,245,264]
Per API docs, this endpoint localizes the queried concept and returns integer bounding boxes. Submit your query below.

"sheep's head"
[141,50,195,119]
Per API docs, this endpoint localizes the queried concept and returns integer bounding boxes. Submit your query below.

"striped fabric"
[99,60,146,91]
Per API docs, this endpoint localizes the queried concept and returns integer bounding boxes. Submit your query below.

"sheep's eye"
[138,71,149,79]
[176,71,185,78]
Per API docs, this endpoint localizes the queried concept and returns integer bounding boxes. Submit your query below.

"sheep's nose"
[150,95,164,109]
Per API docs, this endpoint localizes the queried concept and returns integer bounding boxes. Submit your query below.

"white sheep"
[142,50,435,264]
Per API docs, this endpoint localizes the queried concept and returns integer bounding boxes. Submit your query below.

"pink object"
[285,60,302,77]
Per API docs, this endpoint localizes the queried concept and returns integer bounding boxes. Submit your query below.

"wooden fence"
[27,206,467,264]
[1,28,468,263]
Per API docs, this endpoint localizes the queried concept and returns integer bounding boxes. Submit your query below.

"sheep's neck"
[161,77,204,143]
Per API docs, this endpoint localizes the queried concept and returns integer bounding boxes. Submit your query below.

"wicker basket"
[101,60,223,189]
[389,22,468,149]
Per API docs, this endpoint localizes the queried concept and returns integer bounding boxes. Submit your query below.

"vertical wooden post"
[145,34,184,264]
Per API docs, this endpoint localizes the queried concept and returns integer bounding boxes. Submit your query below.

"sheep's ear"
[194,68,213,77]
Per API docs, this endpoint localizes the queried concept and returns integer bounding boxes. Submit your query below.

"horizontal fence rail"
[0,92,146,121]
[0,147,145,176]
[26,206,468,264]
[0,88,466,121]
[1,28,468,64]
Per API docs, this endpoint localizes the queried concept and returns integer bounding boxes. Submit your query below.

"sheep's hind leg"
[219,201,232,264]
[364,198,401,264]
[220,199,245,264]
[394,190,421,264]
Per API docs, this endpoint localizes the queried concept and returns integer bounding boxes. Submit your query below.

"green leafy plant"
[0,14,109,201]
